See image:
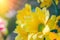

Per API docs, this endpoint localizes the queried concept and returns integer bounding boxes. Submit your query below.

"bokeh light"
[0,0,9,15]
[0,0,18,16]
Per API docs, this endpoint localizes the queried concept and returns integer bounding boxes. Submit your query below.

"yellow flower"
[47,15,57,30]
[37,0,59,8]
[14,26,28,40]
[15,4,50,33]
[14,4,57,40]
[55,16,60,32]
[55,0,59,5]
[45,32,60,40]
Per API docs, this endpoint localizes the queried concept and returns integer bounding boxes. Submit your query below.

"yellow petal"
[40,0,52,8]
[15,34,28,40]
[55,0,59,5]
[45,32,58,40]
[55,16,60,32]
[15,35,22,40]
[14,26,27,35]
[23,13,39,33]
[47,15,57,30]
[35,7,50,24]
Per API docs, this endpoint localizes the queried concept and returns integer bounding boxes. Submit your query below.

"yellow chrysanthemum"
[15,26,28,40]
[15,4,50,33]
[14,4,57,40]
[45,32,60,40]
[55,16,60,32]
[37,0,59,8]
[47,15,57,30]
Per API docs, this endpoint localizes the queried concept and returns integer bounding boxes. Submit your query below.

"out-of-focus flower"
[0,32,4,40]
[0,0,27,17]
[14,4,58,40]
[0,0,17,17]
[0,17,8,35]
[5,0,27,18]
[37,0,59,8]
[6,9,17,18]
[37,0,52,8]
[55,0,59,5]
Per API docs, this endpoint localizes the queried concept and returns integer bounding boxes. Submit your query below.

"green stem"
[52,0,58,16]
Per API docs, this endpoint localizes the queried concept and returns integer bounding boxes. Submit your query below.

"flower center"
[38,24,45,32]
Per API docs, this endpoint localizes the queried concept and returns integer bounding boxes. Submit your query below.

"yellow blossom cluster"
[37,0,59,8]
[14,4,60,40]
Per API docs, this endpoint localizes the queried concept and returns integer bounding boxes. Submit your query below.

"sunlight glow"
[0,0,9,14]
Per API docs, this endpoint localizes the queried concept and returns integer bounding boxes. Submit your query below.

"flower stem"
[52,0,59,16]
